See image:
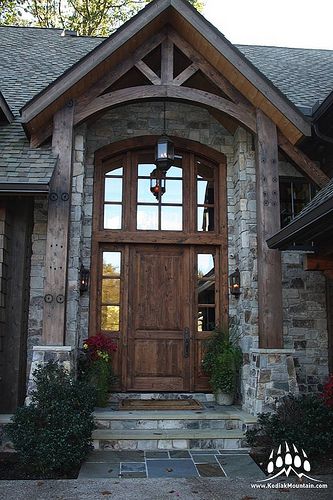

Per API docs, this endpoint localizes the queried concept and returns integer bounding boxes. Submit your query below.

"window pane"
[103,252,121,276]
[197,307,215,332]
[105,167,123,176]
[197,206,214,231]
[198,281,215,305]
[197,254,214,278]
[163,179,182,204]
[138,163,155,177]
[102,279,120,304]
[104,204,122,229]
[167,165,183,178]
[137,205,159,230]
[161,206,182,230]
[138,178,158,203]
[101,305,120,331]
[197,180,214,205]
[105,177,122,202]
[294,182,310,214]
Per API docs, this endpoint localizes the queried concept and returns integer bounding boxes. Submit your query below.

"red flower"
[83,333,117,361]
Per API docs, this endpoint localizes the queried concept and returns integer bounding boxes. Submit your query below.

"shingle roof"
[0,26,102,115]
[237,45,333,110]
[0,121,57,185]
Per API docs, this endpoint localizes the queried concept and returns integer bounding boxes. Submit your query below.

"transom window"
[99,147,221,234]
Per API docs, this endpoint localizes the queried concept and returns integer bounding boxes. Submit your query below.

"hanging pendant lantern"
[150,168,166,200]
[155,135,175,174]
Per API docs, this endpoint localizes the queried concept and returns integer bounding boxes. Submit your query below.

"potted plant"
[79,333,117,407]
[202,327,242,405]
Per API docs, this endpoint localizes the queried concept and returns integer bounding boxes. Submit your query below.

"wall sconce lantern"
[229,268,241,297]
[80,265,90,294]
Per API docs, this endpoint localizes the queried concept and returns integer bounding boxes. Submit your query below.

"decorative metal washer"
[44,294,53,303]
[61,192,69,201]
[56,294,65,304]
[49,192,58,201]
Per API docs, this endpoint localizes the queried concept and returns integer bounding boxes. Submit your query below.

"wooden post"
[42,101,74,345]
[256,110,283,348]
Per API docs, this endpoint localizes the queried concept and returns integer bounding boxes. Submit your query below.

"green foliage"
[79,354,116,407]
[1,1,206,36]
[246,393,333,457]
[6,361,96,477]
[202,326,242,395]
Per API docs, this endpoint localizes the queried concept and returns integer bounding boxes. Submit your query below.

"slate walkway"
[79,449,265,479]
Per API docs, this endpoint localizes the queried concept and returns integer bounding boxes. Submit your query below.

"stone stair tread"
[94,408,257,424]
[92,428,245,440]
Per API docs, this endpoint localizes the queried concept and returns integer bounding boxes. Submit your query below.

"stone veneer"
[24,100,329,413]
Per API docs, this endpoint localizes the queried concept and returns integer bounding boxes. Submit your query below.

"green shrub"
[6,361,96,477]
[202,326,242,395]
[246,393,333,457]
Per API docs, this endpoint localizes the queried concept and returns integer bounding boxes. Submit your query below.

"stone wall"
[282,251,329,392]
[26,197,47,378]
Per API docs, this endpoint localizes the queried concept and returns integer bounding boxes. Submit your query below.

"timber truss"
[32,27,329,188]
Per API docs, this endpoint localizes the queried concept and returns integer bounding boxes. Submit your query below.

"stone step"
[94,408,256,432]
[92,428,247,451]
[109,393,215,403]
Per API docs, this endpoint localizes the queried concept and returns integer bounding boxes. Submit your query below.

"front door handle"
[184,327,190,358]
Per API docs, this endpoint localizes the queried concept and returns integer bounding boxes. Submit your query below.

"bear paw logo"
[258,442,322,483]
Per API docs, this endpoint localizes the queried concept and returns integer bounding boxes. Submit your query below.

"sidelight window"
[101,251,121,332]
[103,166,123,229]
[197,253,216,332]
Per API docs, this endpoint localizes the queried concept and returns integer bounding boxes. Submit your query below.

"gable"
[19,0,311,146]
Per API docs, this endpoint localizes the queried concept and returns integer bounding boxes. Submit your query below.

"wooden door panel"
[128,245,190,391]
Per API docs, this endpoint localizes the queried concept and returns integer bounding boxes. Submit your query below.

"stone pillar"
[26,345,75,404]
[244,348,299,415]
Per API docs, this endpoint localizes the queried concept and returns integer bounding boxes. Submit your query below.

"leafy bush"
[6,361,96,477]
[202,327,242,395]
[322,374,333,409]
[246,393,333,457]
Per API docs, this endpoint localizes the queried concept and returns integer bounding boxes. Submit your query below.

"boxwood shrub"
[6,361,96,477]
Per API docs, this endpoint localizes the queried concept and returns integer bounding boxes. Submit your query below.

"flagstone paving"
[79,449,266,479]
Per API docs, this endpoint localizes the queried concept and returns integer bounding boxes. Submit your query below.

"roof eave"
[267,198,333,249]
[0,183,50,194]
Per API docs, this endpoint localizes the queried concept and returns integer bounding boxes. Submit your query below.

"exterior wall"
[23,100,330,413]
[26,198,47,379]
[282,252,329,392]
[0,205,8,407]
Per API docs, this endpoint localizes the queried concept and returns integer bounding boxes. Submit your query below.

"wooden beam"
[304,255,333,271]
[42,101,74,345]
[172,63,198,86]
[168,29,253,109]
[74,85,257,133]
[135,60,161,85]
[256,109,283,349]
[161,38,174,84]
[278,131,330,188]
[77,30,166,108]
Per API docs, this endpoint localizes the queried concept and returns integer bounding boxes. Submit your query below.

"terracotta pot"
[216,390,233,406]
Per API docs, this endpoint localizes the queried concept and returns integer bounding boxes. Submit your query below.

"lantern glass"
[155,136,174,170]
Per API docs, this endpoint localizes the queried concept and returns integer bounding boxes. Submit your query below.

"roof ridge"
[236,43,333,53]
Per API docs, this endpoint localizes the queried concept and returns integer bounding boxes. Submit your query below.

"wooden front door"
[128,245,191,391]
[91,138,228,393]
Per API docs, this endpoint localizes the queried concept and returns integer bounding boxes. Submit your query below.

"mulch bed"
[0,453,80,480]
[250,447,333,476]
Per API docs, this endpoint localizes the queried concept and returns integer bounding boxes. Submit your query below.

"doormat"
[119,399,204,410]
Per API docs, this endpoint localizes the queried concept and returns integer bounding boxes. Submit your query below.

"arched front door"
[90,137,228,392]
